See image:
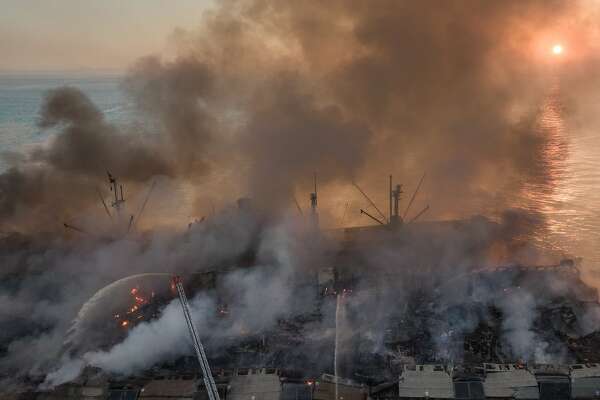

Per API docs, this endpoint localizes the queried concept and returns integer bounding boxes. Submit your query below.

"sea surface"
[0,73,599,270]
[0,72,131,166]
[518,81,600,271]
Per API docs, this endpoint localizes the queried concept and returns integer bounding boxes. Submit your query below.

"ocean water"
[0,73,599,269]
[0,72,130,169]
[520,83,600,269]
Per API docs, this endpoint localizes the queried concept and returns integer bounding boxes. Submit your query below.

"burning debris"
[3,0,600,398]
[2,183,600,396]
[112,286,158,329]
[0,167,598,398]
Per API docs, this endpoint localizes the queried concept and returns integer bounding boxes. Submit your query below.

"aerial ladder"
[172,276,221,400]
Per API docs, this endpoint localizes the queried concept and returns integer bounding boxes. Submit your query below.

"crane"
[107,171,126,212]
[172,276,221,400]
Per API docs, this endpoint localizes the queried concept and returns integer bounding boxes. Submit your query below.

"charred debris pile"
[179,229,600,384]
[64,209,600,385]
[2,174,600,392]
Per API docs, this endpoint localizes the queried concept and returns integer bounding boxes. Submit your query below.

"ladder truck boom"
[172,276,220,400]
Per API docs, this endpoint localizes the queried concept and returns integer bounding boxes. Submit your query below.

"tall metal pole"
[393,184,402,222]
[360,209,385,226]
[389,175,392,224]
[113,180,119,207]
[311,173,319,227]
[403,172,426,220]
[352,182,386,221]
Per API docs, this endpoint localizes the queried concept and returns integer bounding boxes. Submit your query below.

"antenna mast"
[389,175,392,224]
[389,175,403,226]
[107,171,125,213]
[310,172,319,227]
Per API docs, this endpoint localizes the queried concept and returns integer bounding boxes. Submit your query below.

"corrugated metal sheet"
[570,364,600,399]
[570,364,600,379]
[483,364,539,399]
[313,375,365,400]
[398,365,454,399]
[139,377,197,399]
[35,383,107,400]
[227,369,282,400]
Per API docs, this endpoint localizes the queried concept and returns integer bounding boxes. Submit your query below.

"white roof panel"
[399,365,454,399]
[483,364,539,399]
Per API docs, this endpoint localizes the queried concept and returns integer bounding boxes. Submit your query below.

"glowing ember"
[115,284,161,328]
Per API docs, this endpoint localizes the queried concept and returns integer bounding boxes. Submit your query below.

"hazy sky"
[0,0,213,72]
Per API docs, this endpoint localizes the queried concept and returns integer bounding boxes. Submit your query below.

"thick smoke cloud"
[3,0,597,228]
[0,87,171,231]
[40,216,322,388]
[36,87,170,181]
[2,0,600,394]
[239,75,371,207]
[124,57,218,177]
[0,208,262,391]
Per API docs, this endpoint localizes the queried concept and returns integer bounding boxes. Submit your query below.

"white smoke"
[41,357,85,389]
[497,289,550,362]
[84,295,211,374]
[41,217,306,387]
[42,294,213,387]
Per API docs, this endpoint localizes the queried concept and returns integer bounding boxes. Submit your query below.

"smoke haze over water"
[2,0,600,391]
[3,0,600,228]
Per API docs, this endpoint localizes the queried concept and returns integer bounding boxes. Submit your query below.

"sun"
[552,44,563,55]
